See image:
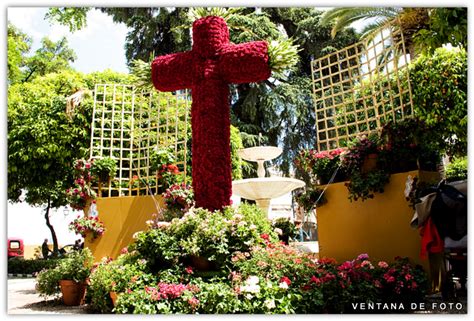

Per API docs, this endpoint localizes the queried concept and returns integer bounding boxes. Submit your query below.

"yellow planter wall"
[316,170,430,270]
[85,195,164,260]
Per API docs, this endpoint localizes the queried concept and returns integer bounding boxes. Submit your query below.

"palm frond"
[321,7,402,38]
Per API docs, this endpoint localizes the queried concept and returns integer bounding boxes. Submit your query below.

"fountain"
[232,146,305,215]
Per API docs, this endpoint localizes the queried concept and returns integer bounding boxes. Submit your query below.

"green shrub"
[35,249,93,298]
[230,125,243,180]
[8,258,61,275]
[410,47,467,156]
[87,252,156,313]
[445,157,467,182]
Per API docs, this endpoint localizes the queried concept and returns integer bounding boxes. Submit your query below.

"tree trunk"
[44,196,59,256]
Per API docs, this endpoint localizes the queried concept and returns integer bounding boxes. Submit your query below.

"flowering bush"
[87,252,156,313]
[89,221,429,314]
[132,204,276,273]
[295,148,346,184]
[66,159,96,210]
[161,183,194,221]
[69,214,105,239]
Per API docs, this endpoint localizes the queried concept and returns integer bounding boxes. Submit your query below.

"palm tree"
[321,7,430,59]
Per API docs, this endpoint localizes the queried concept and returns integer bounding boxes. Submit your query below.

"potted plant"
[271,218,298,244]
[90,157,117,195]
[295,148,346,185]
[150,147,181,192]
[69,214,106,240]
[66,159,96,211]
[341,135,390,201]
[36,249,93,306]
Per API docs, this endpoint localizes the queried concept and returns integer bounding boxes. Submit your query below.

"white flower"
[249,224,257,230]
[246,275,259,285]
[234,214,243,221]
[132,232,141,240]
[240,284,260,294]
[279,282,289,290]
[238,221,247,227]
[157,221,171,229]
[274,228,283,235]
[265,299,276,310]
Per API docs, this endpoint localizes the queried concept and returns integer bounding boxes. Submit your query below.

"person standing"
[41,238,51,259]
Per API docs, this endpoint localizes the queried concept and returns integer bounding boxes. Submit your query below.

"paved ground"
[7,278,88,314]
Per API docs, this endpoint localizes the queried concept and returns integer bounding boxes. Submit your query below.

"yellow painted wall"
[316,170,430,270]
[85,195,164,260]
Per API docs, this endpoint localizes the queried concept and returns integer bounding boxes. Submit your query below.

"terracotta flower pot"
[362,153,378,173]
[109,291,118,306]
[190,255,213,271]
[59,280,87,306]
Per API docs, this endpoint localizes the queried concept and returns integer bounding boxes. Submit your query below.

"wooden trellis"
[311,22,414,151]
[90,84,190,197]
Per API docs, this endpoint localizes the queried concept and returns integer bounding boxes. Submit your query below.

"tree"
[7,23,132,253]
[8,71,92,255]
[320,7,467,58]
[7,23,32,84]
[23,37,77,82]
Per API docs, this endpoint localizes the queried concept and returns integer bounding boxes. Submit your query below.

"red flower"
[280,276,292,286]
[310,276,321,285]
[260,233,269,241]
[151,16,270,212]
[185,266,194,274]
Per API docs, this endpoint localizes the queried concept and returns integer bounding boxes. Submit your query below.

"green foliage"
[293,186,327,212]
[230,125,244,180]
[45,7,91,32]
[7,23,32,84]
[414,8,467,55]
[8,71,92,206]
[7,257,61,275]
[271,218,298,242]
[24,37,77,82]
[341,135,391,202]
[409,47,467,156]
[320,7,400,39]
[445,157,467,182]
[268,39,300,78]
[87,253,156,313]
[149,147,176,172]
[129,58,153,91]
[91,157,117,182]
[35,249,93,297]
